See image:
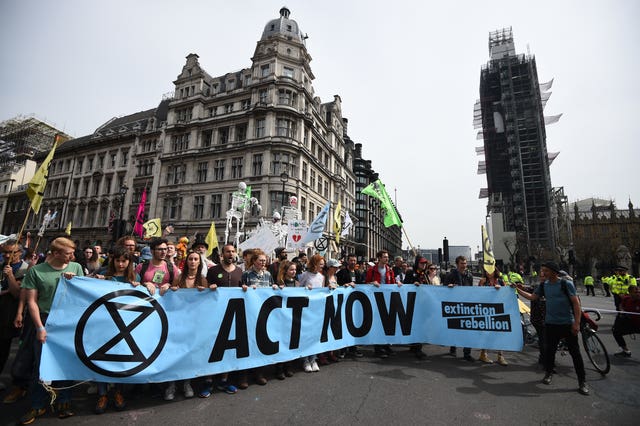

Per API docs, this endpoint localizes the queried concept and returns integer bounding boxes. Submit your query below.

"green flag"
[361,179,402,228]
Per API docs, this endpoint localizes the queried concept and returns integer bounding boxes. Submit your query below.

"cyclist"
[514,261,589,396]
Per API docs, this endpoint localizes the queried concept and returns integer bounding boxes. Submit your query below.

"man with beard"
[200,243,241,397]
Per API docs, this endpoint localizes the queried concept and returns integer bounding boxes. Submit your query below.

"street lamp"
[280,171,288,213]
[117,184,128,240]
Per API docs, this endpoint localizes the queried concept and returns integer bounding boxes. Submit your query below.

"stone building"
[571,198,640,277]
[2,8,399,257]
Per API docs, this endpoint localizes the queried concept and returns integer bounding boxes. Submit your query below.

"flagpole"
[402,226,418,256]
[16,208,32,244]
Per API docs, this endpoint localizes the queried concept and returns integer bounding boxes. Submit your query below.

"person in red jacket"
[612,285,640,357]
[366,250,399,358]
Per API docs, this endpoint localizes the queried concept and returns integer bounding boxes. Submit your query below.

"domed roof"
[261,7,305,44]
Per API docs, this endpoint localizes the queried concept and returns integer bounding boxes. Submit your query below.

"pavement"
[1,292,639,426]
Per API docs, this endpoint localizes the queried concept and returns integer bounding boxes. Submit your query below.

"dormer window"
[287,25,292,32]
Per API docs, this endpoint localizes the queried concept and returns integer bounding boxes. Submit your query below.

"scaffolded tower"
[0,115,69,174]
[474,28,561,260]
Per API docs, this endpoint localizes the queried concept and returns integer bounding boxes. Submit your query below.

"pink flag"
[133,188,147,237]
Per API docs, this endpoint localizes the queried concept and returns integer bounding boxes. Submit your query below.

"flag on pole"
[133,188,147,237]
[481,224,496,275]
[301,202,331,245]
[143,218,162,239]
[64,222,72,236]
[361,179,402,228]
[205,221,219,257]
[341,211,353,237]
[333,201,342,244]
[37,210,57,237]
[26,134,65,214]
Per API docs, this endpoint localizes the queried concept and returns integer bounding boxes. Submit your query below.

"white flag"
[341,211,353,237]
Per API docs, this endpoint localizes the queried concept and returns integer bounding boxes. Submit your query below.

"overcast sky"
[1,0,638,252]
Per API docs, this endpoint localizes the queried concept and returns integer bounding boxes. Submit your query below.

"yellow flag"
[205,221,219,257]
[482,225,496,275]
[143,218,162,239]
[64,222,72,236]
[26,134,65,214]
[333,201,342,244]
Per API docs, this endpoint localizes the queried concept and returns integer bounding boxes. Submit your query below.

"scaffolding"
[0,115,70,173]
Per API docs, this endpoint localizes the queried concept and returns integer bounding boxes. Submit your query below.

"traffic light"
[443,238,449,262]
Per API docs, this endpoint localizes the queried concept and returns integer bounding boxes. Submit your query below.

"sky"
[1,0,639,252]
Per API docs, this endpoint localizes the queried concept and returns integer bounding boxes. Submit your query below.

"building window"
[261,64,270,77]
[302,162,308,184]
[310,169,316,191]
[283,67,294,79]
[227,79,235,91]
[269,191,289,214]
[210,194,222,218]
[122,149,129,166]
[83,179,89,196]
[163,198,182,220]
[87,157,94,172]
[300,197,306,221]
[104,176,112,194]
[235,124,247,142]
[308,202,314,224]
[276,117,296,138]
[197,162,208,183]
[241,99,251,110]
[244,75,251,86]
[231,157,244,179]
[137,159,154,177]
[224,103,233,114]
[317,177,322,194]
[278,89,296,106]
[255,118,265,138]
[252,154,263,176]
[259,89,268,104]
[77,158,83,172]
[95,155,103,170]
[271,152,293,175]
[219,127,229,144]
[214,160,225,181]
[202,130,213,147]
[172,133,189,151]
[110,153,117,168]
[193,196,205,219]
[166,164,186,185]
[324,179,329,198]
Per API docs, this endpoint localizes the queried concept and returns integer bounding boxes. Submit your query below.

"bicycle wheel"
[581,329,610,375]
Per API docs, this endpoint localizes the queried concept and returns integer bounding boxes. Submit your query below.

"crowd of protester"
[1,235,639,424]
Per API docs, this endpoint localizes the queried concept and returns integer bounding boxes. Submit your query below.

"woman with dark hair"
[478,267,508,365]
[171,250,207,290]
[84,247,101,276]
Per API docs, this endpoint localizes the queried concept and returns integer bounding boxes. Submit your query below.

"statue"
[615,245,632,270]
[225,182,261,247]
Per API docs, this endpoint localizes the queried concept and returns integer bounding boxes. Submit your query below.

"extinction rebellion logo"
[441,302,512,332]
[75,289,168,377]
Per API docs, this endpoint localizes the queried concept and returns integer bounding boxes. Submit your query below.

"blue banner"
[40,277,522,382]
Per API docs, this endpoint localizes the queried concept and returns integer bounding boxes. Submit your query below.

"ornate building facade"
[2,8,400,257]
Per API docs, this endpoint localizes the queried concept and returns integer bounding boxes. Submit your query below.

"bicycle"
[558,309,610,375]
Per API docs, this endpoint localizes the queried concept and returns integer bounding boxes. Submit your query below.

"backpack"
[538,279,574,314]
[139,260,175,284]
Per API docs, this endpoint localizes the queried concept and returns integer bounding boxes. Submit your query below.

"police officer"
[611,266,637,311]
